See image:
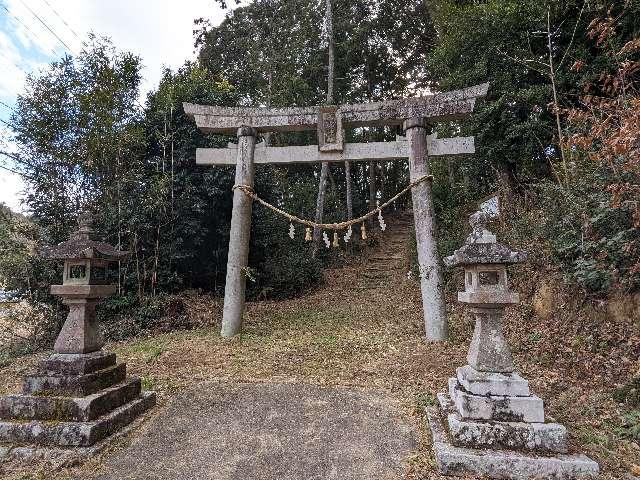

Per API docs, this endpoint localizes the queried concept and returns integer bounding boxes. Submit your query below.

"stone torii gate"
[184,82,488,340]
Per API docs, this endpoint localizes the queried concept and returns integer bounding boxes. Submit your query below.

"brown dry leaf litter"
[0,211,637,479]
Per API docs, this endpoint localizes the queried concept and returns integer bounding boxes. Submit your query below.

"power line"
[0,151,33,178]
[39,0,82,42]
[0,1,57,56]
[16,0,74,54]
[0,162,30,179]
[0,100,17,113]
[0,117,17,130]
[0,49,31,77]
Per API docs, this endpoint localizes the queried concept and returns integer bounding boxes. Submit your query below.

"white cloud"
[0,0,231,214]
[0,170,25,212]
[47,0,227,95]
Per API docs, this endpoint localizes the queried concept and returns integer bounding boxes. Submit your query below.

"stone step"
[0,378,141,422]
[0,391,155,447]
[39,351,116,376]
[449,378,545,423]
[23,363,127,397]
[438,394,567,453]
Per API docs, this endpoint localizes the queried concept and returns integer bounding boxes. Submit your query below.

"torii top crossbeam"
[184,83,489,134]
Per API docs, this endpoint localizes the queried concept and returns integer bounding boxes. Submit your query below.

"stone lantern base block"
[0,351,155,461]
[40,351,116,376]
[439,394,568,453]
[457,365,530,397]
[449,378,545,423]
[427,406,599,480]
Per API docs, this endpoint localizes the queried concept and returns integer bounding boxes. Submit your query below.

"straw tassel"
[305,227,312,241]
[361,222,368,240]
[332,232,339,248]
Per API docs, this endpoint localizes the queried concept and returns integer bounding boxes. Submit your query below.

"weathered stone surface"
[467,307,515,373]
[196,134,474,165]
[220,127,257,338]
[23,363,126,397]
[0,378,141,422]
[0,391,155,447]
[183,82,490,134]
[457,365,530,397]
[40,351,116,376]
[438,393,567,453]
[94,382,416,480]
[427,406,599,480]
[406,119,447,341]
[54,299,104,354]
[450,378,545,423]
[0,411,149,468]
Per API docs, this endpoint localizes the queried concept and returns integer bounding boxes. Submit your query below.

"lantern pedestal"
[50,284,116,354]
[429,213,598,479]
[0,348,155,464]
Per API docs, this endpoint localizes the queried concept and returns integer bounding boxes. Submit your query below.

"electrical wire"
[39,0,82,42]
[0,1,57,56]
[0,100,18,113]
[16,0,74,54]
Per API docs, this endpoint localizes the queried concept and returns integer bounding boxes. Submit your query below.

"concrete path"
[93,382,417,480]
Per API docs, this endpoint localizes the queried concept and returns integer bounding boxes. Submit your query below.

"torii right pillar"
[405,117,447,341]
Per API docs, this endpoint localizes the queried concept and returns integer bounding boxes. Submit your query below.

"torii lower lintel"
[185,83,489,341]
[195,135,475,166]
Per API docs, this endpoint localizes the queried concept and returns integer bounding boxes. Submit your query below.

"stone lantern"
[426,211,598,480]
[0,213,155,463]
[46,212,127,355]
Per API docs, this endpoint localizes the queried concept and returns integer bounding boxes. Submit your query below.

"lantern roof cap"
[42,212,129,261]
[444,211,526,267]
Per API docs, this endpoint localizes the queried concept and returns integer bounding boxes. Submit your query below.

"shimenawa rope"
[232,174,432,230]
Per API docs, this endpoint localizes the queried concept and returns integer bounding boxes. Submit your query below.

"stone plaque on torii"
[184,82,489,340]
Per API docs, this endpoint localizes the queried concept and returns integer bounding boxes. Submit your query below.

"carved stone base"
[449,377,545,423]
[0,351,155,457]
[427,405,599,479]
[439,394,567,453]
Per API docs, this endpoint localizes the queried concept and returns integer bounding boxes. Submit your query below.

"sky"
[0,0,230,213]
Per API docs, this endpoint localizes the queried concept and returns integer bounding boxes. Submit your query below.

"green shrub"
[614,377,640,408]
[536,158,639,294]
[99,293,187,340]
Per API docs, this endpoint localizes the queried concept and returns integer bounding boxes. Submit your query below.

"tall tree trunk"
[345,160,353,219]
[368,160,376,226]
[312,0,335,256]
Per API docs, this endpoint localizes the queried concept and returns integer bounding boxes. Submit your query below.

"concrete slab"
[93,382,417,480]
[426,406,599,480]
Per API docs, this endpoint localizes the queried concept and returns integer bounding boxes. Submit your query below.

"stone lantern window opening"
[63,258,111,286]
[67,262,87,281]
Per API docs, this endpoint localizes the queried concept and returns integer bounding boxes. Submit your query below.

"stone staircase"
[359,210,414,288]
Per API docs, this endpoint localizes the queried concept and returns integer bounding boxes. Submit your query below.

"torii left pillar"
[222,126,257,337]
[405,118,447,341]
